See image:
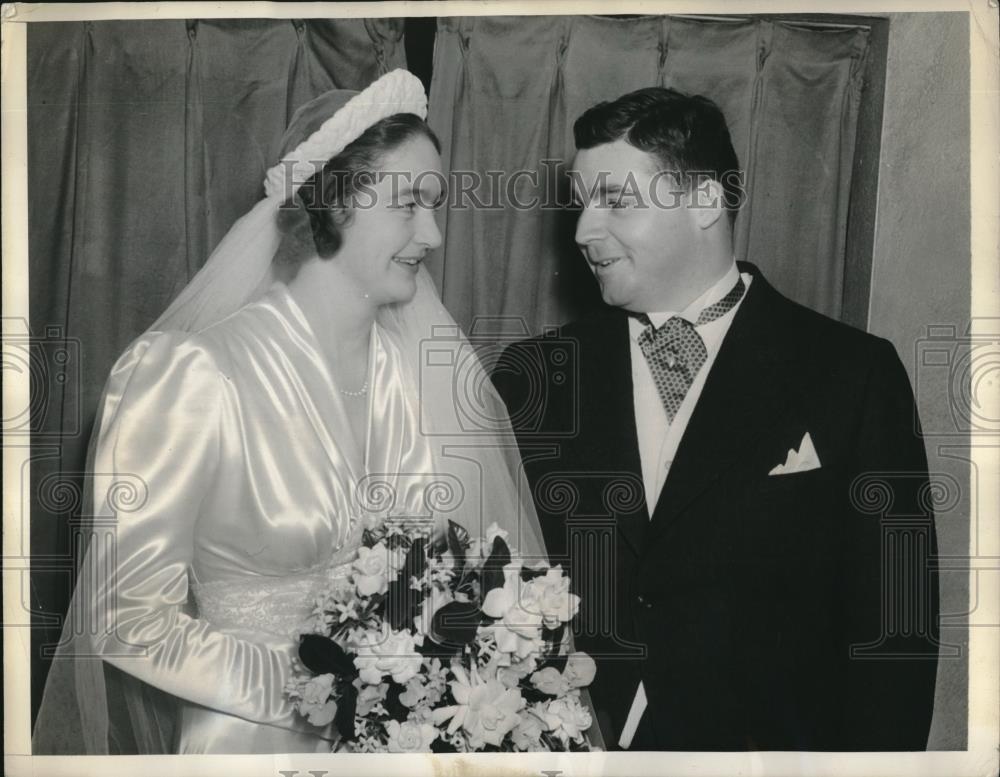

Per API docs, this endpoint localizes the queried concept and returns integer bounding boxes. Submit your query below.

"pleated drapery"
[27,18,406,723]
[426,15,870,334]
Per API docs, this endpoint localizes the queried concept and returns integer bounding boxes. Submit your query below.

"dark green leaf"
[481,535,511,593]
[521,684,554,704]
[298,634,357,677]
[431,737,457,753]
[540,730,568,751]
[418,636,460,658]
[429,527,449,557]
[430,600,481,649]
[384,682,409,722]
[569,736,590,752]
[520,564,550,582]
[383,578,420,632]
[447,520,471,553]
[334,682,358,740]
[403,537,428,585]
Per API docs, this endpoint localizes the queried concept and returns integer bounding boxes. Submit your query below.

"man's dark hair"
[573,86,743,225]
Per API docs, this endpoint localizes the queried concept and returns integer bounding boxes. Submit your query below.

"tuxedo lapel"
[579,310,648,557]
[647,265,804,542]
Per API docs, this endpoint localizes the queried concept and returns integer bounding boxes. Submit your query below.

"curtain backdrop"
[426,15,870,334]
[27,19,406,722]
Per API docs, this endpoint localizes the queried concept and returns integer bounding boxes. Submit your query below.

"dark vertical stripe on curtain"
[27,18,407,725]
[427,15,870,335]
[744,21,869,319]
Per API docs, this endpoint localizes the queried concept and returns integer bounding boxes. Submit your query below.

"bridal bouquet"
[285,518,597,752]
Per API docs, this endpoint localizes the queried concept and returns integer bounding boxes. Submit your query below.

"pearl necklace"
[338,379,369,397]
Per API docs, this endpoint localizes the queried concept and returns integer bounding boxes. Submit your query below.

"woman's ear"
[329,205,351,229]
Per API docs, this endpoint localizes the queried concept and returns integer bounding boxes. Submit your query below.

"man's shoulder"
[498,307,625,355]
[757,273,895,364]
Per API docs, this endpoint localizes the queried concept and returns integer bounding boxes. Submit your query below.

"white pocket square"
[768,431,822,475]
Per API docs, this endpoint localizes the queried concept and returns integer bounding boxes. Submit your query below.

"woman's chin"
[384,277,419,306]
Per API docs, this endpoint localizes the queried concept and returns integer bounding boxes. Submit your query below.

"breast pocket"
[758,467,830,495]
[740,467,840,569]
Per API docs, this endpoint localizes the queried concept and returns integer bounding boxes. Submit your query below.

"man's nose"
[574,204,604,248]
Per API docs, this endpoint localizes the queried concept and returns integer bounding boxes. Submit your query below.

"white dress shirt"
[618,262,752,749]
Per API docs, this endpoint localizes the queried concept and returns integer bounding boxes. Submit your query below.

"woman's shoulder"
[109,329,230,395]
[110,284,297,388]
[193,283,298,352]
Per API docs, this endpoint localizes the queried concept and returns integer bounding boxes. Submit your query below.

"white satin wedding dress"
[85,282,437,753]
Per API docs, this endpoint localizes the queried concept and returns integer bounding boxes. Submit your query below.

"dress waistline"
[191,560,353,641]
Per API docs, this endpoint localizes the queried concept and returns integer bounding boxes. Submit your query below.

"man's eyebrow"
[571,182,622,203]
[411,184,446,206]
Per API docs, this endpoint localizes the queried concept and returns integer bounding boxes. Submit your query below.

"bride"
[33,69,546,755]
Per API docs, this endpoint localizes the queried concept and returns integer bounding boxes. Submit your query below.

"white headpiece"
[264,69,427,200]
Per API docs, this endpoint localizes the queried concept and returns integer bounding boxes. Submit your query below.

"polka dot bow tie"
[637,276,746,422]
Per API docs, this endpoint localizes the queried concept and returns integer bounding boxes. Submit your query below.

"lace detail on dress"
[192,564,352,640]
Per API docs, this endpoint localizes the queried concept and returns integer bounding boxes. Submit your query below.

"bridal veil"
[33,69,547,755]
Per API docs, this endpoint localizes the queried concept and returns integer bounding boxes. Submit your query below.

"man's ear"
[691,178,727,230]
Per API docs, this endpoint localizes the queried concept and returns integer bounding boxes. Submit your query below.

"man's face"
[571,139,701,313]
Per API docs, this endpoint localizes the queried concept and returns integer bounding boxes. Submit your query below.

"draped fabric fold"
[426,15,870,334]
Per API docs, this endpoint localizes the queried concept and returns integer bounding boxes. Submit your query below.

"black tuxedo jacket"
[493,263,939,751]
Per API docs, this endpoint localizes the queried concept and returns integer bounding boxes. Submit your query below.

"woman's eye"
[610,197,630,209]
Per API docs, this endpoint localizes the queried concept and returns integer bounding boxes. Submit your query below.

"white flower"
[497,656,536,689]
[298,673,337,726]
[431,665,525,748]
[399,676,427,708]
[543,695,592,743]
[352,541,405,596]
[510,708,547,751]
[408,705,435,725]
[384,719,438,752]
[352,625,424,685]
[354,680,388,716]
[427,553,456,586]
[523,566,580,628]
[562,652,597,688]
[530,666,570,696]
[490,598,544,661]
[481,561,522,618]
[302,673,334,704]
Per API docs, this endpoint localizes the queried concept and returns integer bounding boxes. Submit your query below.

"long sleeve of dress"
[86,331,308,731]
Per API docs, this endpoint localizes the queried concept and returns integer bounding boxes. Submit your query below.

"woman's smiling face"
[335,134,445,306]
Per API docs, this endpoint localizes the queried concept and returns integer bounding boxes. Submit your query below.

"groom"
[493,87,939,750]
